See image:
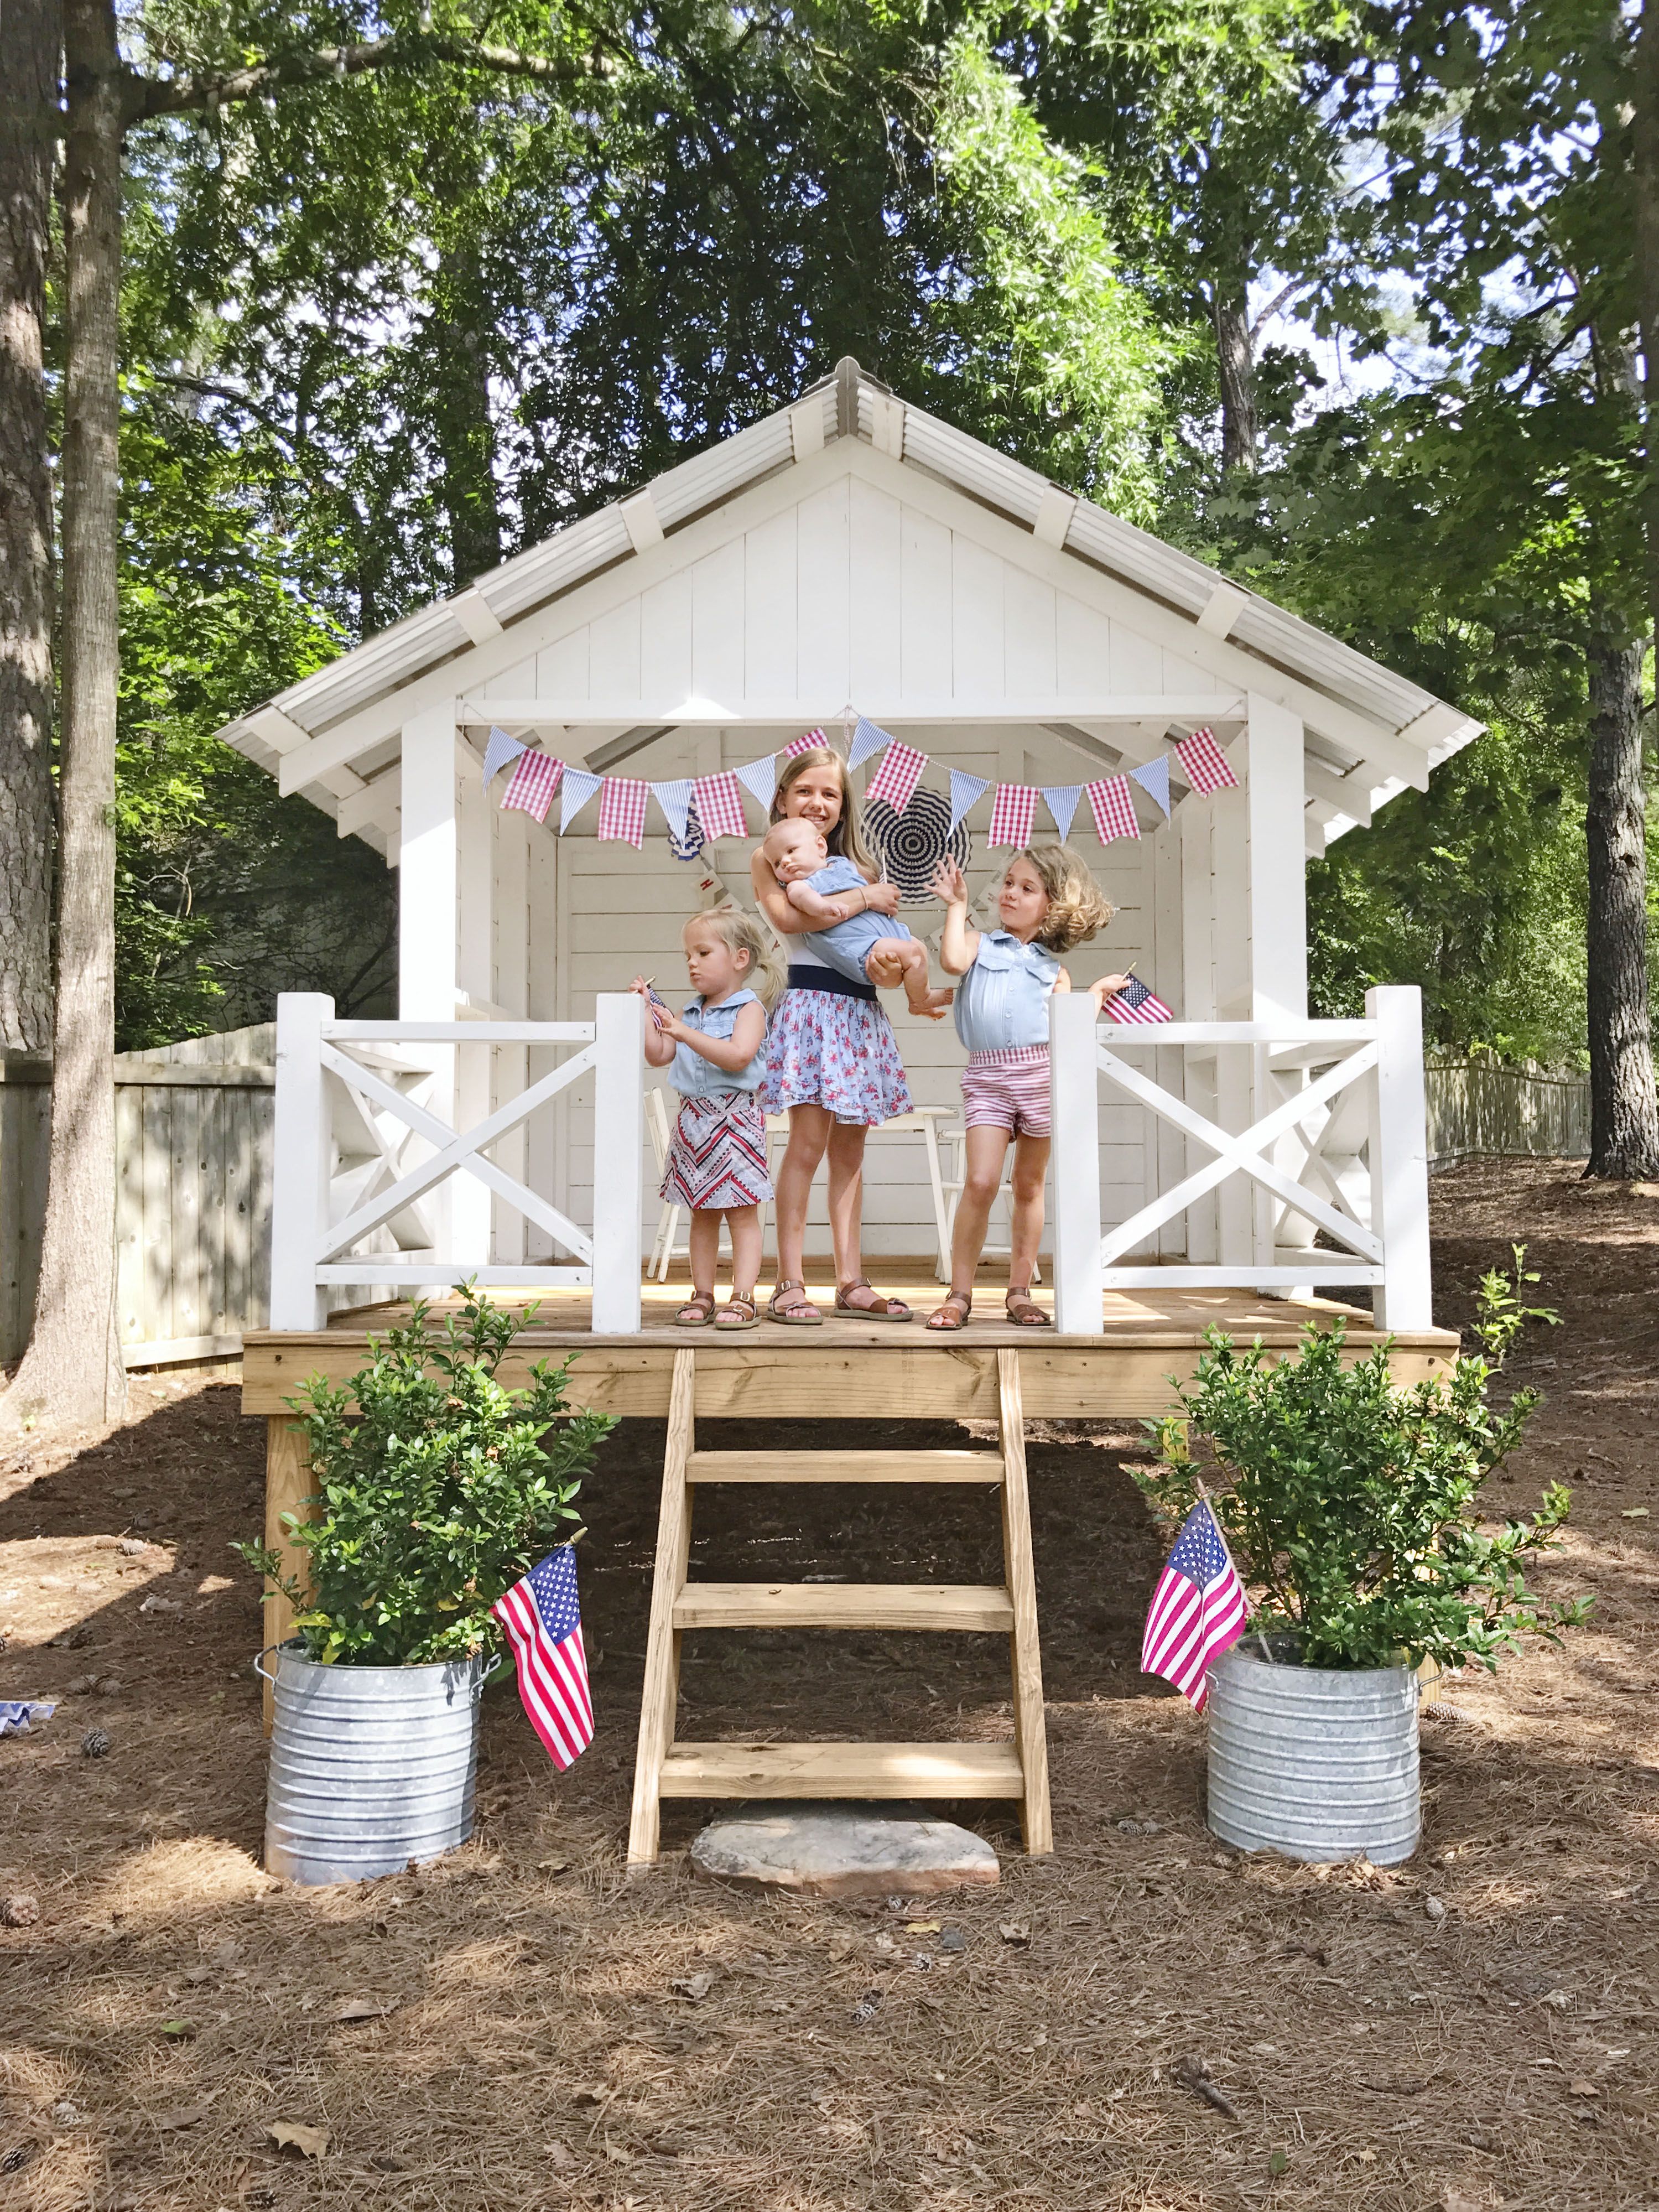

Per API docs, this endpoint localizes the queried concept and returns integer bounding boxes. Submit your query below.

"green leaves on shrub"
[1135,1271,1588,1671]
[237,1289,616,1666]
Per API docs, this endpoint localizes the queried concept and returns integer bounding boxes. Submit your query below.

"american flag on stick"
[1141,1499,1247,1711]
[1104,975,1174,1025]
[491,1545,594,1769]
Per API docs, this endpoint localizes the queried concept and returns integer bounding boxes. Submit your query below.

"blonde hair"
[688,903,787,1010]
[1011,844,1117,953]
[769,745,877,878]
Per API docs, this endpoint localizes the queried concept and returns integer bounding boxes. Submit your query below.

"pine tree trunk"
[1584,629,1659,1178]
[433,241,500,589]
[0,0,59,1056]
[3,0,125,1424]
[1213,276,1257,477]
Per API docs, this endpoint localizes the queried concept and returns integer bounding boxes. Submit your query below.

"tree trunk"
[432,241,501,588]
[1213,274,1257,477]
[1584,627,1659,1178]
[3,0,125,1424]
[0,0,59,1055]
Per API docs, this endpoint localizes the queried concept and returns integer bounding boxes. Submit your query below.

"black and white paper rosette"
[668,804,705,861]
[864,789,970,907]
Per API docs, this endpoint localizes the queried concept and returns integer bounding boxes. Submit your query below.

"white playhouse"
[216,359,1479,1334]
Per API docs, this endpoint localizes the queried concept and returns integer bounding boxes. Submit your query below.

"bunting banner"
[1130,755,1172,819]
[784,729,828,757]
[847,715,893,770]
[1176,726,1238,795]
[651,778,694,844]
[948,769,992,834]
[691,770,747,842]
[501,750,564,823]
[1042,784,1083,842]
[735,753,779,808]
[987,783,1039,849]
[559,766,603,834]
[1087,775,1141,843]
[865,741,928,814]
[597,777,649,847]
[482,725,527,788]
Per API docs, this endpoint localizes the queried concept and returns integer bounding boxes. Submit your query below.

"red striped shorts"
[959,1045,1052,1138]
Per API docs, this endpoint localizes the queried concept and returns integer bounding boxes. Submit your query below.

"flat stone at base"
[690,1801,1000,1898]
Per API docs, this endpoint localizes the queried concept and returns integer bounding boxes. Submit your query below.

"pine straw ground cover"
[1,1159,1656,2212]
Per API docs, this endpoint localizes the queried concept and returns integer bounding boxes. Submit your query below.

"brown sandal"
[767,1280,822,1326]
[1005,1288,1052,1328]
[926,1292,972,1332]
[675,1293,717,1327]
[714,1294,759,1331]
[835,1277,915,1322]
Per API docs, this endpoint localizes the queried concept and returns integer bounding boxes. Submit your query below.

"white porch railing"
[1049,985,1432,1335]
[268,992,646,1333]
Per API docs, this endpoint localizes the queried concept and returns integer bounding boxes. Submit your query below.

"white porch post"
[1050,993,1104,1335]
[269,993,332,1329]
[590,992,646,1332]
[453,731,496,1265]
[1368,984,1433,1330]
[1244,692,1311,1269]
[398,699,467,1265]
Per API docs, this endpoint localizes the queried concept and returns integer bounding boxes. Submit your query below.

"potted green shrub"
[1136,1252,1589,1863]
[240,1289,616,1884]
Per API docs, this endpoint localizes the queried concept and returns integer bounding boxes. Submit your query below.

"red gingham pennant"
[784,729,829,757]
[690,770,747,842]
[987,783,1038,848]
[1175,727,1238,796]
[1086,776,1141,843]
[864,741,928,813]
[597,777,649,847]
[500,751,564,823]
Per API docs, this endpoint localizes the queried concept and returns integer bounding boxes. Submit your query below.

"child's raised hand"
[932,857,966,904]
[1092,973,1132,1006]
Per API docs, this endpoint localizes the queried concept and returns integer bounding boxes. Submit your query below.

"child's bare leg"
[687,1209,720,1301]
[726,1206,761,1299]
[945,1126,1011,1298]
[1007,1134,1050,1291]
[867,937,951,1017]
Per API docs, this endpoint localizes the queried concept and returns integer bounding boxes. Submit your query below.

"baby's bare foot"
[907,984,953,1021]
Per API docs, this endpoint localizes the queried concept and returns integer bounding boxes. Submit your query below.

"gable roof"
[216,357,1480,857]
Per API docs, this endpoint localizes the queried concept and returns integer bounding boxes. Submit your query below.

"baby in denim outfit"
[761,819,950,1020]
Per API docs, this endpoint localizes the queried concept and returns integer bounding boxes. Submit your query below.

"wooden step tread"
[685,1449,1005,1485]
[672,1582,1014,1632]
[659,1740,1024,1799]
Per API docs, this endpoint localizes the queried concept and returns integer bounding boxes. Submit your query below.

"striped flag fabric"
[1086,775,1141,844]
[865,740,928,813]
[1104,975,1174,1025]
[1042,784,1083,841]
[482,724,527,788]
[559,766,602,833]
[651,778,694,843]
[692,770,748,842]
[1141,1500,1247,1711]
[597,776,649,847]
[492,1545,594,1769]
[987,782,1038,848]
[1129,754,1172,818]
[501,750,564,823]
[1176,727,1238,795]
[949,769,992,831]
[848,715,893,770]
[734,753,778,807]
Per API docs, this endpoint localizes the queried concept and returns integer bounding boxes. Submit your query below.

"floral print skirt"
[762,988,912,1126]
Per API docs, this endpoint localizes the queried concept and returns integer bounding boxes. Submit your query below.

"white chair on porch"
[935,1123,1038,1286]
[646,1087,773,1281]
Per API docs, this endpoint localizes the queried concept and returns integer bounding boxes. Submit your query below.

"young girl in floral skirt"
[927,846,1127,1330]
[633,905,784,1331]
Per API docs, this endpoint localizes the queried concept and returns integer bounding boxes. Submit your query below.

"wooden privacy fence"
[1424,1059,1590,1167]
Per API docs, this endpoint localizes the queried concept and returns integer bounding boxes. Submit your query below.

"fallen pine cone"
[1,1894,39,1928]
[81,1728,112,1759]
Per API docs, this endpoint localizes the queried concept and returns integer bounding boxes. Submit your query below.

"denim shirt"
[953,931,1061,1053]
[799,857,912,984]
[670,988,767,1097]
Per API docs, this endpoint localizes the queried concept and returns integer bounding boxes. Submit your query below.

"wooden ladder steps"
[659,1740,1024,1799]
[628,1346,1051,1863]
[672,1582,1015,1633]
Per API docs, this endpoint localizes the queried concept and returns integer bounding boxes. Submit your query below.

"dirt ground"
[2,1157,1656,2212]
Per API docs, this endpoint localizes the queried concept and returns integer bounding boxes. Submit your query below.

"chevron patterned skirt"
[659,1091,774,1211]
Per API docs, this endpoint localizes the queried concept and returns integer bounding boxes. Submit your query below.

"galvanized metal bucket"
[1205,1639,1420,1865]
[258,1642,492,1884]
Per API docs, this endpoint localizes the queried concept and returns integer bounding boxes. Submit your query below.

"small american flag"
[987,782,1038,848]
[492,1545,594,1769]
[501,750,564,823]
[785,729,829,757]
[1176,728,1238,795]
[865,740,928,813]
[1086,775,1140,844]
[692,770,748,842]
[1141,1500,1246,1711]
[1104,975,1174,1025]
[597,776,649,847]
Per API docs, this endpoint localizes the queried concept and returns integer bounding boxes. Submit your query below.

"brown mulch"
[1,1157,1656,2212]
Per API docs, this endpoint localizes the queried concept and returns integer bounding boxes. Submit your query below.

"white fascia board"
[450,588,505,643]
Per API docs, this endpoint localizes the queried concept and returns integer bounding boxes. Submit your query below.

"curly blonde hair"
[769,745,878,879]
[1011,844,1117,954]
[688,904,787,1010]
